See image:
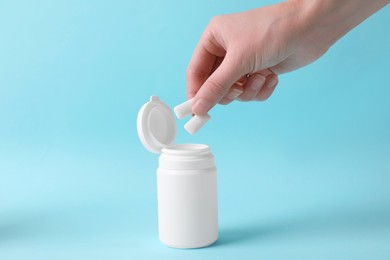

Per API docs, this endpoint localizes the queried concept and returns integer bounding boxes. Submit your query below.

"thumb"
[192,54,245,115]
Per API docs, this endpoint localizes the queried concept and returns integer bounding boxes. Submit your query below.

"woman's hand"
[187,0,389,115]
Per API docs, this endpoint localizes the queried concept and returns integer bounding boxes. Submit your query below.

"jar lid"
[137,96,176,154]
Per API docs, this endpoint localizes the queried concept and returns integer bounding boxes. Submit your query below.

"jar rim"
[162,143,210,155]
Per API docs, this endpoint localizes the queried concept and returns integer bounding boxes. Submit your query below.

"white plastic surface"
[157,144,218,248]
[174,98,210,134]
[137,96,176,153]
[184,114,211,135]
[137,97,218,249]
[173,98,194,119]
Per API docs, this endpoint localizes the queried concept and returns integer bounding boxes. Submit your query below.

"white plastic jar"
[137,96,218,249]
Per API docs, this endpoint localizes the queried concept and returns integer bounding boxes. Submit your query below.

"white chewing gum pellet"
[184,114,211,135]
[174,98,194,119]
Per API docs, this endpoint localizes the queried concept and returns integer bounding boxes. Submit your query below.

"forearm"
[290,0,389,47]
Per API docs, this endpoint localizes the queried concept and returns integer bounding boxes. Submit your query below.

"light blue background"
[1,1,389,259]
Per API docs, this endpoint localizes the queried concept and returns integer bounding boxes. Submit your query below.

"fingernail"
[266,76,278,89]
[227,88,243,99]
[248,74,266,90]
[193,99,212,114]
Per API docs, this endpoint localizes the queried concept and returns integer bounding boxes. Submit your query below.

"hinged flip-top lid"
[137,96,176,154]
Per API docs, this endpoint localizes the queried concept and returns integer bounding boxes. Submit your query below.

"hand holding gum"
[174,98,211,135]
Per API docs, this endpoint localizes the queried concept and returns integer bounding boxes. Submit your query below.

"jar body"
[157,144,218,248]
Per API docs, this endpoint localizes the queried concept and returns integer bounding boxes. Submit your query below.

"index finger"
[186,44,217,100]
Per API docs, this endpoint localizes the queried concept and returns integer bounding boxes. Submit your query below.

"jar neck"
[159,144,215,170]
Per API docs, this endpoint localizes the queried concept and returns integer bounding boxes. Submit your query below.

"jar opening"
[162,143,210,155]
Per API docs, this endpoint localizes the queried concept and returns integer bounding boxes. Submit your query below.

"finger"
[186,46,217,99]
[264,68,277,76]
[255,74,279,101]
[219,97,234,105]
[237,73,266,101]
[235,75,249,85]
[219,84,244,105]
[238,68,277,101]
[192,53,245,114]
[211,57,223,75]
[186,28,226,100]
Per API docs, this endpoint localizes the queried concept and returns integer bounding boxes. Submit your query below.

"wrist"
[288,0,389,47]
